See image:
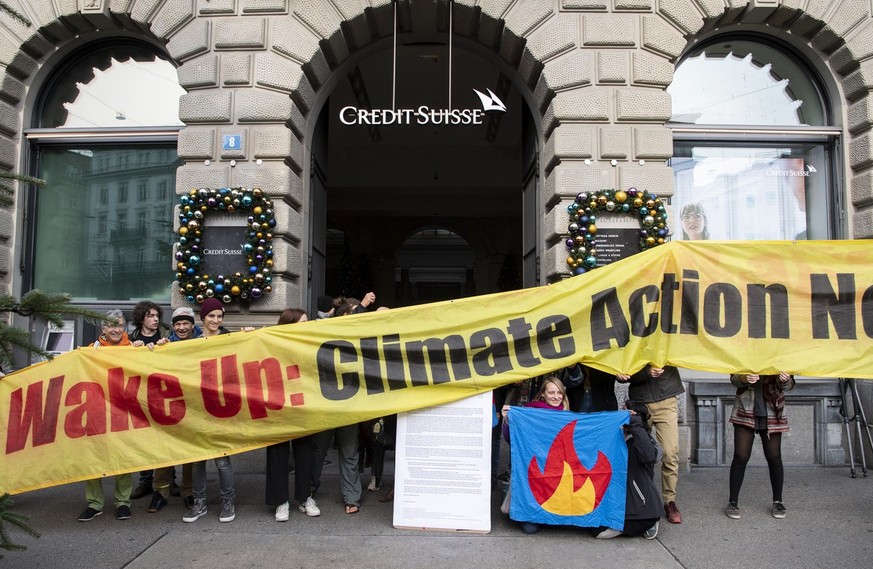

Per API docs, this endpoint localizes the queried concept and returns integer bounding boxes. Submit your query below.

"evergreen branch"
[0,291,108,328]
[0,494,40,560]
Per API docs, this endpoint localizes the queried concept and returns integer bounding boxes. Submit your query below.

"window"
[29,41,184,302]
[668,37,840,241]
[158,180,168,200]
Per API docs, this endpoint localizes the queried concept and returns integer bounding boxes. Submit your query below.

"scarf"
[97,332,131,346]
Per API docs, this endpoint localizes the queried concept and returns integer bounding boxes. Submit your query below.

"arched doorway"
[307,33,538,309]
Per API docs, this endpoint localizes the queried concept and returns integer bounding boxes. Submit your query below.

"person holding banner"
[183,298,238,523]
[592,401,662,540]
[558,363,618,413]
[78,309,134,522]
[500,376,569,534]
[725,371,795,520]
[128,301,172,502]
[147,306,201,514]
[265,308,321,522]
[616,365,685,524]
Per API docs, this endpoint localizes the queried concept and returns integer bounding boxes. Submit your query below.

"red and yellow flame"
[527,420,612,516]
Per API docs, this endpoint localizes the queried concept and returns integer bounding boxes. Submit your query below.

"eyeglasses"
[681,213,703,221]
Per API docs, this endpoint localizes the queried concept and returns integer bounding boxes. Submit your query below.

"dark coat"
[624,415,663,521]
[559,364,618,413]
[624,365,684,404]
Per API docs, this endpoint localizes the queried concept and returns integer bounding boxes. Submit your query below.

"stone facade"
[0,0,871,465]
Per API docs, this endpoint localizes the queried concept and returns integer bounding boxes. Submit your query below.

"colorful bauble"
[174,187,276,306]
[565,187,669,275]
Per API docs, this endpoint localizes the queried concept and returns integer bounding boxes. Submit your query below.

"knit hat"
[199,297,225,321]
[317,295,334,313]
[171,306,195,324]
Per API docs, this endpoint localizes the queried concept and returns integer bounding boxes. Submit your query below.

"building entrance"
[307,39,537,309]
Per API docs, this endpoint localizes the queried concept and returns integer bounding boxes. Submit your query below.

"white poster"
[393,391,493,532]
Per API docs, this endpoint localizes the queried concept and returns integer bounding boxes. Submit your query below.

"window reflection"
[34,146,181,300]
[671,144,830,241]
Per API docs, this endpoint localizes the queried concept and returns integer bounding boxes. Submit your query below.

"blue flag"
[508,408,629,530]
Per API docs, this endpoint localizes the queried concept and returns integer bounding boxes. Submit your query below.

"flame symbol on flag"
[527,420,612,516]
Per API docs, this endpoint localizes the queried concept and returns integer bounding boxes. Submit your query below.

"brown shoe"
[665,501,682,524]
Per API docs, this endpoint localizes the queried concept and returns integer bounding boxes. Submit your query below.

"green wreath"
[175,187,275,304]
[565,187,669,275]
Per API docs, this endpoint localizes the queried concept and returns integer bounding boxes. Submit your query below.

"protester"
[616,365,685,524]
[183,298,238,523]
[592,400,662,539]
[128,300,171,501]
[500,376,569,534]
[78,309,133,522]
[559,363,618,413]
[725,371,795,520]
[148,306,199,513]
[265,308,320,521]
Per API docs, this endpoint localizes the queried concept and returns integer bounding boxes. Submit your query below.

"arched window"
[26,41,184,301]
[668,37,840,241]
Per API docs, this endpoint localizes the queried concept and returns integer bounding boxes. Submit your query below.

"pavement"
[4,446,873,569]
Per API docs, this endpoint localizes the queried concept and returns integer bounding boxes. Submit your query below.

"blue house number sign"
[223,134,242,151]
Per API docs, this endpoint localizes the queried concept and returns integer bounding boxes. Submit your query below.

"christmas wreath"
[565,187,669,275]
[175,187,275,304]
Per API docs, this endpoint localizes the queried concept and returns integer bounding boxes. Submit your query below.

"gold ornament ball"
[646,237,656,246]
[253,206,263,215]
[231,285,241,295]
[588,224,597,234]
[179,227,188,236]
[633,198,643,208]
[615,190,627,203]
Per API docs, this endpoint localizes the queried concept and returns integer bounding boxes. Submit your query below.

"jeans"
[335,424,361,506]
[191,456,234,502]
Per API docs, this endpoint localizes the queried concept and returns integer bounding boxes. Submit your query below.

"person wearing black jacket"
[593,401,662,539]
[558,363,618,413]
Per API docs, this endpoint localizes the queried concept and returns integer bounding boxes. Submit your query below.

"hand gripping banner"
[2,240,873,494]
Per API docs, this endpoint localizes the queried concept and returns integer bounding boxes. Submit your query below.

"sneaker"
[219,500,235,522]
[116,505,131,520]
[275,501,290,522]
[183,496,195,509]
[595,528,622,539]
[771,501,787,519]
[725,502,741,519]
[182,499,207,523]
[130,483,153,500]
[147,491,167,513]
[367,477,380,492]
[643,520,659,540]
[665,501,683,524]
[77,507,102,522]
[298,496,321,517]
[519,522,540,534]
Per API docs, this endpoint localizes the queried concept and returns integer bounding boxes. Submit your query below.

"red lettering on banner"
[286,365,304,406]
[147,373,186,426]
[107,367,150,432]
[64,382,107,438]
[5,376,64,454]
[243,358,285,419]
[200,356,242,418]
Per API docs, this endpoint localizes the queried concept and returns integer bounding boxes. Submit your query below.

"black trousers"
[264,435,315,506]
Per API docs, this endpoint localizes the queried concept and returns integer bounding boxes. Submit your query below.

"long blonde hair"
[534,376,569,410]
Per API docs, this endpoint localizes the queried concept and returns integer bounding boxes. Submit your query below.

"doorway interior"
[309,37,537,309]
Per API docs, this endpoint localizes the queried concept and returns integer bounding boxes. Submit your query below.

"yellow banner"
[2,240,872,494]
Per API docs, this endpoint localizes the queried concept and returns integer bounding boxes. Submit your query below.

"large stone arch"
[0,1,871,312]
